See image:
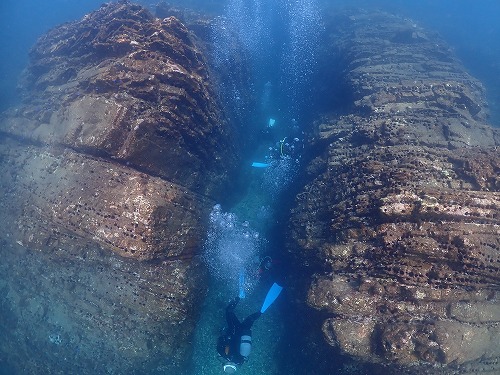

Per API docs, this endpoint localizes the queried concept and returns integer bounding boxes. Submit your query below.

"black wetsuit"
[217,298,261,365]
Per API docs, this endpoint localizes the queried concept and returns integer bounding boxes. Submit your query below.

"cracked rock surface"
[0,2,234,373]
[290,10,500,375]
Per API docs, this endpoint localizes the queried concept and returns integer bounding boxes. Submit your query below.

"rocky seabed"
[0,4,498,375]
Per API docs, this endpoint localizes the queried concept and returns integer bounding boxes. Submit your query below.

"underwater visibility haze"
[0,0,499,374]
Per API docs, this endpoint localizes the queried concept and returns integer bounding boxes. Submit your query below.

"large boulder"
[0,2,235,373]
[4,1,235,198]
[290,10,500,375]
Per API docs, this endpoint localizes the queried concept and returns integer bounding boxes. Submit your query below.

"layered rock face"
[291,11,500,374]
[0,2,234,373]
[7,2,234,199]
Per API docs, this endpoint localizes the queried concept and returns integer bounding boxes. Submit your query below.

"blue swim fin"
[260,283,283,313]
[251,162,270,168]
[238,271,246,299]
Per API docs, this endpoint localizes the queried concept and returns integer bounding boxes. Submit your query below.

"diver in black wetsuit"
[217,297,261,373]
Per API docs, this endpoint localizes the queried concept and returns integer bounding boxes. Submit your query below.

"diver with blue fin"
[217,282,283,373]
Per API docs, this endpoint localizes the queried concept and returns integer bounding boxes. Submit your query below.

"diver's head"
[223,362,237,374]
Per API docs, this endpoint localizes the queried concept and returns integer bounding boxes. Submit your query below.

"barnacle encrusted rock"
[0,2,235,261]
[0,2,234,373]
[291,10,500,375]
[4,2,234,198]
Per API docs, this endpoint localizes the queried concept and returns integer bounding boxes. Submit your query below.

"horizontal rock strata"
[0,141,209,261]
[0,1,235,261]
[4,1,235,197]
[0,2,233,373]
[291,10,500,375]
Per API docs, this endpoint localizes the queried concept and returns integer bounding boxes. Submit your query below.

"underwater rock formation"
[0,2,234,373]
[0,0,237,260]
[6,2,234,198]
[291,10,500,375]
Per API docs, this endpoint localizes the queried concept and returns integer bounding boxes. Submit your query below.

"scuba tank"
[239,335,252,357]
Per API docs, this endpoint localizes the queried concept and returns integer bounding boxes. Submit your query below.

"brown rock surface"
[0,2,234,373]
[0,1,235,261]
[291,10,500,374]
[3,1,235,197]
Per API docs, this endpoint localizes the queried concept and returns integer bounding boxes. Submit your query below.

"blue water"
[1,1,500,374]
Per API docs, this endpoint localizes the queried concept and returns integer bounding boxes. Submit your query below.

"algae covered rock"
[6,2,235,198]
[290,10,500,375]
[0,2,235,373]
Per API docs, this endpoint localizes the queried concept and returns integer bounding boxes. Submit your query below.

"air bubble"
[203,205,262,295]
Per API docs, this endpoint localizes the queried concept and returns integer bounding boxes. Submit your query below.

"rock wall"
[291,10,500,375]
[0,2,234,373]
[5,2,235,198]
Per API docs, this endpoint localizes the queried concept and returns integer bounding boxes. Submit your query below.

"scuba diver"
[254,255,278,283]
[217,283,283,373]
[217,297,261,373]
